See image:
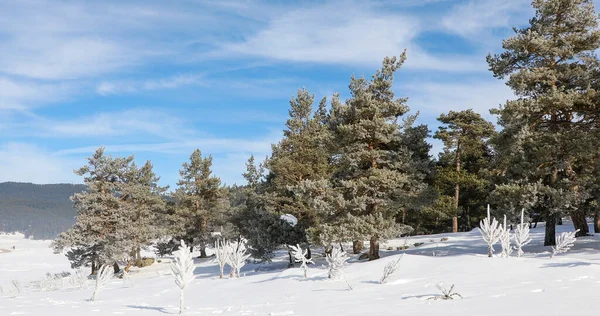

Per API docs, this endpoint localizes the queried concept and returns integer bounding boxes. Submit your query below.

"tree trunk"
[306,246,312,260]
[453,142,461,233]
[401,208,406,224]
[352,240,363,254]
[113,262,120,274]
[544,215,556,246]
[135,247,142,267]
[594,207,600,233]
[179,288,184,314]
[368,235,380,261]
[570,210,588,237]
[91,260,98,275]
[339,243,344,253]
[199,242,207,258]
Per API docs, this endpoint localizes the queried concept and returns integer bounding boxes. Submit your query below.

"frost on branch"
[499,215,513,258]
[90,264,113,301]
[171,240,195,314]
[478,205,502,257]
[228,239,251,278]
[380,254,404,284]
[326,247,352,290]
[551,230,579,259]
[514,209,531,257]
[289,244,314,279]
[214,239,230,279]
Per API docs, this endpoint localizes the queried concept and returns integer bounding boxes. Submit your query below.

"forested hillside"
[0,182,85,239]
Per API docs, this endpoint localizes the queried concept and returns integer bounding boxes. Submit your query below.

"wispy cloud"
[404,78,514,122]
[96,74,205,95]
[0,143,81,184]
[218,2,484,72]
[41,109,194,139]
[439,0,531,38]
[0,77,74,110]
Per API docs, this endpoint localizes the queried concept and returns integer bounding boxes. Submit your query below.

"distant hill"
[0,182,86,240]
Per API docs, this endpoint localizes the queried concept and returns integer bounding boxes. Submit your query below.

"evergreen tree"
[434,109,495,233]
[232,155,297,261]
[487,0,600,244]
[172,149,228,257]
[264,89,333,248]
[120,160,168,269]
[332,52,414,260]
[53,148,136,274]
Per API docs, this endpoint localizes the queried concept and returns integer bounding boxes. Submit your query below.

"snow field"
[0,221,599,315]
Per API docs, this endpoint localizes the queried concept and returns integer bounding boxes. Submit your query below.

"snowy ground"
[1,220,599,315]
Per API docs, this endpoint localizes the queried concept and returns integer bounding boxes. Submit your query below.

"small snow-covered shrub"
[171,240,195,314]
[69,269,88,289]
[514,209,532,257]
[551,230,579,259]
[33,272,64,292]
[91,264,113,301]
[478,205,502,257]
[380,254,404,284]
[214,239,230,279]
[499,215,513,258]
[428,283,462,300]
[325,247,352,289]
[289,244,314,279]
[227,239,251,278]
[12,280,21,294]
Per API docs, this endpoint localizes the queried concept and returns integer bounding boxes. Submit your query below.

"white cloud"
[0,143,81,184]
[0,77,73,110]
[96,74,205,95]
[440,0,531,38]
[219,3,483,72]
[403,78,515,123]
[43,109,193,139]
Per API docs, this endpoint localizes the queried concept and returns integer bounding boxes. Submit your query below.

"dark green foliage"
[434,109,496,233]
[487,0,600,244]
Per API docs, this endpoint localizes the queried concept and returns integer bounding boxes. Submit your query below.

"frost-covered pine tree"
[289,244,314,278]
[171,240,195,314]
[514,209,532,257]
[91,264,113,301]
[499,215,513,258]
[478,205,502,257]
[214,239,230,279]
[551,230,579,259]
[227,239,251,278]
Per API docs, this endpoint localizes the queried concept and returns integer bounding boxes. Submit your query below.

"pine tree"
[332,52,414,260]
[173,149,228,257]
[120,160,168,269]
[265,89,333,250]
[487,0,600,244]
[434,110,495,233]
[53,148,136,274]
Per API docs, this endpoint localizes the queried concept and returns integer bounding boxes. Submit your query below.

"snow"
[280,214,298,227]
[1,221,599,315]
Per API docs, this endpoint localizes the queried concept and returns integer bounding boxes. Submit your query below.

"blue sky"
[1,0,597,188]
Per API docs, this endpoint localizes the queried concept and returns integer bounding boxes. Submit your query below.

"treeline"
[0,182,85,239]
[54,0,600,273]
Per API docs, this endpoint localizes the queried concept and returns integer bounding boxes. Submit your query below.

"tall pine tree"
[173,149,228,257]
[487,0,600,245]
[332,52,414,260]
